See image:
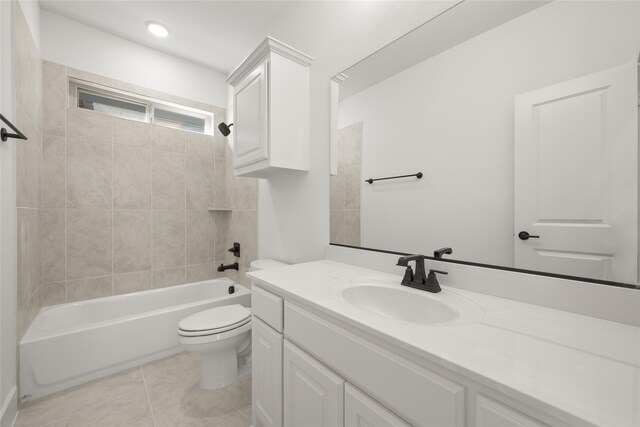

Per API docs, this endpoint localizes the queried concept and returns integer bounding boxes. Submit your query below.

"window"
[70,79,213,135]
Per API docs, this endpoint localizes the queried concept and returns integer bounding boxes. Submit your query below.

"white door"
[345,383,410,427]
[514,63,638,283]
[283,340,344,427]
[233,59,269,169]
[252,317,283,427]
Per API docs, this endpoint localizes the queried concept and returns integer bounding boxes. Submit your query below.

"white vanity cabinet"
[251,285,560,427]
[227,37,312,178]
[283,340,344,426]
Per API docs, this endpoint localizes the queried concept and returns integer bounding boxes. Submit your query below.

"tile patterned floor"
[14,352,251,427]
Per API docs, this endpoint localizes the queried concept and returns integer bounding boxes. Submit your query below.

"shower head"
[218,122,233,137]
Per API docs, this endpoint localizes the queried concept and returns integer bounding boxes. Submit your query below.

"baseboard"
[0,387,17,427]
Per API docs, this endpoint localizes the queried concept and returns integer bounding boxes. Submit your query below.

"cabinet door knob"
[518,231,540,240]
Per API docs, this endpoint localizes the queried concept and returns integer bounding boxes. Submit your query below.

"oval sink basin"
[330,278,484,326]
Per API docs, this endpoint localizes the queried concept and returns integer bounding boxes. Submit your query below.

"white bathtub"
[20,278,250,400]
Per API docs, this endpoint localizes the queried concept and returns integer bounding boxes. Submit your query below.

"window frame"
[69,78,214,135]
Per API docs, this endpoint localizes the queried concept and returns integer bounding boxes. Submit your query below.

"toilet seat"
[178,304,251,338]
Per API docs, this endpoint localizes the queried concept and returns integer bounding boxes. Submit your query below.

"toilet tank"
[249,259,289,272]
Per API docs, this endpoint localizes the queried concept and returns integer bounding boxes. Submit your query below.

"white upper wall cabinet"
[227,37,312,178]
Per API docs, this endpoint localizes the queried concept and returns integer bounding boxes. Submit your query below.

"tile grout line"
[140,366,157,427]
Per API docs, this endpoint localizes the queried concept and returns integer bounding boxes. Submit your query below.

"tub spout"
[217,262,239,272]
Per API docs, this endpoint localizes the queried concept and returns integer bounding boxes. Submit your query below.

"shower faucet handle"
[228,242,240,257]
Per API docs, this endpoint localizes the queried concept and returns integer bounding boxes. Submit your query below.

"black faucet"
[217,262,239,272]
[433,247,452,259]
[396,254,443,293]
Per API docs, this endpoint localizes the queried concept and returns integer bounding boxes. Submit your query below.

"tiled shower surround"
[39,61,258,308]
[330,121,362,246]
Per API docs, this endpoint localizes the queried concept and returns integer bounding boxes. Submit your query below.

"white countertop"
[247,260,640,427]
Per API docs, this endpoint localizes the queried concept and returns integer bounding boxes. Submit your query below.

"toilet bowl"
[177,259,288,389]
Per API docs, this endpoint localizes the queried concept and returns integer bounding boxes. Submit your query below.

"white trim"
[0,387,16,427]
[227,36,313,86]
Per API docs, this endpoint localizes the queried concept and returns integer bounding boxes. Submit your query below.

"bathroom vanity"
[248,260,640,427]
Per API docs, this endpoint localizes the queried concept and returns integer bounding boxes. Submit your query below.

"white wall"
[258,0,460,263]
[17,0,39,51]
[338,1,640,266]
[40,10,228,108]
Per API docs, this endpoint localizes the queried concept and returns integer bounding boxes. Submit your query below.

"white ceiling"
[39,0,293,74]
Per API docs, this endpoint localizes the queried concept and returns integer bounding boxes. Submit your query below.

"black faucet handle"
[428,269,448,275]
[433,247,452,259]
[396,254,427,266]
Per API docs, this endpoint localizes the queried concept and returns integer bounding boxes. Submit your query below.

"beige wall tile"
[42,209,66,283]
[233,177,258,210]
[42,134,66,208]
[241,210,258,271]
[213,212,230,262]
[67,67,114,87]
[16,135,30,208]
[153,267,185,288]
[113,271,152,295]
[67,138,112,209]
[153,209,185,269]
[213,158,230,209]
[152,125,185,152]
[67,276,112,302]
[67,108,112,143]
[330,209,345,244]
[344,166,361,210]
[114,210,152,274]
[17,208,40,309]
[344,210,361,246]
[152,150,185,209]
[186,263,216,283]
[330,173,345,211]
[337,121,362,170]
[186,133,215,209]
[41,282,66,306]
[186,210,214,265]
[43,61,67,136]
[113,145,152,209]
[67,209,112,279]
[113,117,151,148]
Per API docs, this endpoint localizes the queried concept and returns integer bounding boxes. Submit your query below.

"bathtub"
[20,278,250,400]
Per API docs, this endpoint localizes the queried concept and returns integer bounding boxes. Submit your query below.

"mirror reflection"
[331,0,640,286]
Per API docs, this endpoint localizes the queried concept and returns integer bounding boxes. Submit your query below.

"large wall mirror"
[330,0,640,288]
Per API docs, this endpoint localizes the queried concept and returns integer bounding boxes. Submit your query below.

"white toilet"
[177,259,288,389]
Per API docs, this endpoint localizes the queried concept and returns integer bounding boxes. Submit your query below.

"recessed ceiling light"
[146,21,169,38]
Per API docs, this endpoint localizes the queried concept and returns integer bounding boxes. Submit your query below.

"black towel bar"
[0,113,28,142]
[365,172,423,184]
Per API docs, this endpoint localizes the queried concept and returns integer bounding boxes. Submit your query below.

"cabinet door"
[345,383,410,427]
[476,395,549,427]
[253,317,283,427]
[283,340,344,427]
[233,59,269,169]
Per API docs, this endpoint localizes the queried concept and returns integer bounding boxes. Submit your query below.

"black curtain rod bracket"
[365,172,422,184]
[0,113,28,142]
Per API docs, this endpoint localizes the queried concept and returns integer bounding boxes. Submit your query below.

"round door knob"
[518,231,540,240]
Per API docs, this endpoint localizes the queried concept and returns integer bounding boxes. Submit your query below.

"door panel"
[283,339,344,427]
[252,317,283,427]
[345,383,410,427]
[476,395,548,427]
[234,60,268,168]
[515,63,638,283]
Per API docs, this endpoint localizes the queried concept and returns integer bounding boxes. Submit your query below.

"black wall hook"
[0,113,28,142]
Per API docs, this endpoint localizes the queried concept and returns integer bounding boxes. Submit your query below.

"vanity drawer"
[284,302,465,427]
[252,285,284,332]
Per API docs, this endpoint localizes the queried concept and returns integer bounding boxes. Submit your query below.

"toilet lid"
[178,305,251,333]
